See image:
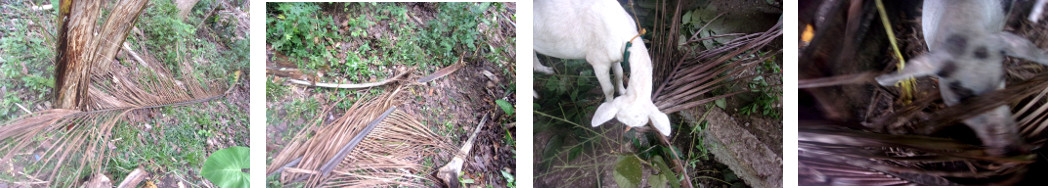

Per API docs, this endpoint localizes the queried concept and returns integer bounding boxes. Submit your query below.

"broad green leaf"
[649,168,668,188]
[201,146,250,188]
[715,98,727,109]
[540,135,564,171]
[614,155,643,188]
[502,170,517,188]
[691,9,703,26]
[652,156,680,188]
[496,99,514,116]
[682,11,692,25]
[724,170,739,182]
[567,145,583,161]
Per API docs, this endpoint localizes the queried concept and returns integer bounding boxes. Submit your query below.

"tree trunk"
[54,0,149,109]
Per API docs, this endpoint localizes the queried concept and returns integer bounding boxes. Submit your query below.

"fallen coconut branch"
[286,70,410,89]
[285,60,467,89]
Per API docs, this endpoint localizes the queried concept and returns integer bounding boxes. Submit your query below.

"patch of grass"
[266,77,288,99]
[0,1,56,122]
[138,0,197,70]
[284,97,320,127]
[105,107,226,183]
[134,0,245,84]
[267,2,496,82]
[215,37,250,74]
[265,96,322,145]
[686,118,712,164]
[418,3,488,67]
[533,57,608,172]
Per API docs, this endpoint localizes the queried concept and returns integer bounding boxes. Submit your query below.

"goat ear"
[874,52,945,86]
[649,111,671,136]
[994,32,1048,65]
[592,101,618,127]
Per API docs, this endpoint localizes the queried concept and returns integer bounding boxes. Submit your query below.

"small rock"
[481,70,498,83]
[84,173,112,188]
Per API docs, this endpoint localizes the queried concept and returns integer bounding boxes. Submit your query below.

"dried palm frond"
[799,74,1048,185]
[635,2,782,187]
[800,151,957,186]
[0,63,239,186]
[268,86,454,187]
[799,78,1048,185]
[652,19,782,114]
[0,0,243,186]
[800,123,1035,186]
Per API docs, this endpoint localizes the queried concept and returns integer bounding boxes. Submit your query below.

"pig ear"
[592,101,619,127]
[649,110,671,136]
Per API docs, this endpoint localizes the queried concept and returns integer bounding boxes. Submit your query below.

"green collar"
[623,41,633,64]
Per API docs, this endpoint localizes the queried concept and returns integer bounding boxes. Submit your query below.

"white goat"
[876,0,1048,156]
[534,0,671,136]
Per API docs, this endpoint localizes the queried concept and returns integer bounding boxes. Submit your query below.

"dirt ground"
[265,2,516,187]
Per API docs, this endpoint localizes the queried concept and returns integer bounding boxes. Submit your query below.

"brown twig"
[657,133,693,188]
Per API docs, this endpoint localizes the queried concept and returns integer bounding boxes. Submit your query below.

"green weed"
[139,0,196,69]
[266,77,288,98]
[419,3,488,67]
[267,3,340,70]
[739,54,781,119]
